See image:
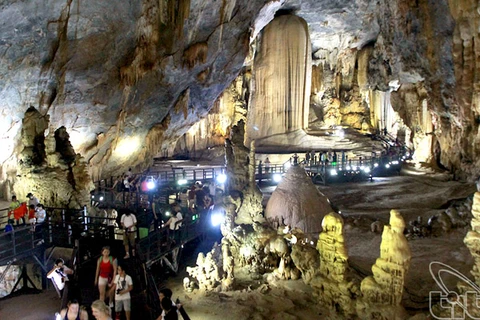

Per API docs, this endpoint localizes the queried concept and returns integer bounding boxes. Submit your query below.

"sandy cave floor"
[0,164,478,319]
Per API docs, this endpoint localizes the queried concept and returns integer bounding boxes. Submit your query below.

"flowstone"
[358,210,411,320]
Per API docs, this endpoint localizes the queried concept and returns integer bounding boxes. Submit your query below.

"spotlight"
[346,166,351,171]
[392,160,399,165]
[385,164,391,168]
[210,211,225,227]
[330,169,337,176]
[273,174,282,183]
[91,195,95,199]
[178,179,188,186]
[165,211,171,217]
[374,163,379,168]
[363,167,371,173]
[147,180,155,190]
[216,173,227,184]
[99,196,104,201]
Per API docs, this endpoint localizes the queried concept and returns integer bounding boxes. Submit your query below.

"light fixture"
[211,211,225,227]
[273,174,282,183]
[363,167,371,173]
[99,196,104,201]
[330,169,337,176]
[374,163,379,168]
[216,173,227,184]
[147,181,155,190]
[165,211,171,217]
[178,179,188,185]
[385,164,390,168]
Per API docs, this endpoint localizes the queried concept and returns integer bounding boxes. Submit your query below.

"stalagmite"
[265,166,332,235]
[310,212,358,316]
[359,209,411,319]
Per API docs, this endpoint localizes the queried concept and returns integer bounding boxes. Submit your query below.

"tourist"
[178,188,189,210]
[161,297,178,320]
[265,157,271,173]
[27,192,39,206]
[110,264,133,320]
[91,300,112,320]
[164,205,183,243]
[56,299,88,320]
[8,195,24,225]
[157,288,190,320]
[35,203,46,239]
[94,246,117,305]
[121,211,137,259]
[47,258,73,306]
[27,204,36,231]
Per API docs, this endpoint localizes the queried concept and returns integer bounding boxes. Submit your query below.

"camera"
[116,289,121,295]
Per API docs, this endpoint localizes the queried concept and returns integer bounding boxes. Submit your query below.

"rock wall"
[0,0,270,193]
[246,14,311,144]
[174,74,249,156]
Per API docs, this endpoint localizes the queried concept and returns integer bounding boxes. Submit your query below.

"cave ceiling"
[0,0,478,186]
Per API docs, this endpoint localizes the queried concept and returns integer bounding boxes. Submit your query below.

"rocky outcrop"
[311,212,359,317]
[265,165,332,235]
[0,0,270,196]
[358,209,411,319]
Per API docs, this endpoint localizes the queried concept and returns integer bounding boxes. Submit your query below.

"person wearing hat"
[27,192,39,207]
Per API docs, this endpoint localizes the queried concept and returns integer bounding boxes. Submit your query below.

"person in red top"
[27,204,36,231]
[94,246,117,306]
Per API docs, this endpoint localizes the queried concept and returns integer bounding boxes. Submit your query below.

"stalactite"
[246,15,311,144]
[182,42,208,69]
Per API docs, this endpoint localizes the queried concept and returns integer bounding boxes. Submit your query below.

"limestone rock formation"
[265,165,332,235]
[246,14,311,145]
[186,245,223,292]
[224,120,264,224]
[464,192,480,285]
[310,212,359,317]
[359,209,411,319]
[13,108,93,207]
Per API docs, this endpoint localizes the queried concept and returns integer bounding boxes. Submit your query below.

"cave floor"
[0,164,477,319]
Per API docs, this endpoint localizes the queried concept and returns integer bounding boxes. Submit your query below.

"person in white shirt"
[47,258,73,305]
[121,211,137,259]
[110,264,133,320]
[27,192,39,207]
[35,203,46,223]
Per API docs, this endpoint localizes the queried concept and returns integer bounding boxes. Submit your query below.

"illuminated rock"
[265,166,332,234]
[225,120,264,225]
[358,209,411,319]
[246,14,311,145]
[310,212,359,317]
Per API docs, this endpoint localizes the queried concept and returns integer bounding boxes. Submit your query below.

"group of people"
[6,193,46,237]
[50,245,188,320]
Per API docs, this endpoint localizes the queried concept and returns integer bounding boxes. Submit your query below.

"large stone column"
[246,14,312,145]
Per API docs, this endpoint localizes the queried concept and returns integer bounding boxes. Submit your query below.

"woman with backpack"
[94,246,117,306]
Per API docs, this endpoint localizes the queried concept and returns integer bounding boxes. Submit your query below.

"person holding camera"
[47,258,74,308]
[110,264,133,320]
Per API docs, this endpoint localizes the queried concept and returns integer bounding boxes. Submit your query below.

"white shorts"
[98,276,109,286]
